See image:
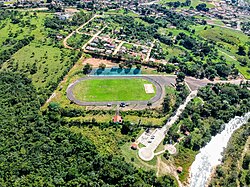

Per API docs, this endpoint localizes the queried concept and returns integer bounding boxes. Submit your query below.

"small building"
[131,143,138,150]
[184,131,190,136]
[55,13,72,20]
[177,166,183,173]
[113,107,123,123]
[113,114,123,123]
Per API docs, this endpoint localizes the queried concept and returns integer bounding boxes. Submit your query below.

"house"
[113,114,123,123]
[55,13,72,20]
[131,143,138,150]
[177,166,183,173]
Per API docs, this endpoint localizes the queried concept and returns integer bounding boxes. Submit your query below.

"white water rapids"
[189,112,250,187]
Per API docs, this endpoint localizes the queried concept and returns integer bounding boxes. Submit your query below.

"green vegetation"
[0,71,177,186]
[62,9,250,80]
[197,26,250,79]
[0,10,84,102]
[67,33,91,49]
[121,142,158,171]
[7,43,79,91]
[210,123,250,186]
[69,126,129,155]
[72,78,156,102]
[173,146,197,181]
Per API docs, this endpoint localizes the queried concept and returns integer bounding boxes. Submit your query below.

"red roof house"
[113,115,123,123]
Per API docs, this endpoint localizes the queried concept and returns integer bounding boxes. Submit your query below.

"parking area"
[137,128,157,146]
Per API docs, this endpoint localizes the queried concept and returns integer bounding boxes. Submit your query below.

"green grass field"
[69,126,129,155]
[8,43,78,89]
[67,33,91,49]
[196,26,250,79]
[0,11,81,96]
[72,78,156,102]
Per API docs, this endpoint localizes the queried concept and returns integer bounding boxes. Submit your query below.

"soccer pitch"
[72,78,156,102]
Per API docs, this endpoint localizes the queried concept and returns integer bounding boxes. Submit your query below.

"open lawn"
[173,146,198,182]
[196,26,250,79]
[0,11,81,98]
[67,33,91,49]
[69,126,129,155]
[72,78,156,102]
[5,43,79,91]
[121,142,157,171]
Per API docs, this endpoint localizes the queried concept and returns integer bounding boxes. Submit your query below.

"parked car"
[107,103,112,107]
[120,102,126,107]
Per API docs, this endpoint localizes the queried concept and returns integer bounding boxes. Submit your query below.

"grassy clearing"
[193,97,203,106]
[217,49,250,79]
[7,43,76,89]
[159,0,214,8]
[41,57,88,110]
[121,142,157,171]
[197,26,250,79]
[67,33,91,49]
[69,126,129,155]
[1,11,81,98]
[191,0,215,8]
[199,26,248,46]
[124,115,165,126]
[165,86,178,108]
[0,12,48,49]
[173,146,198,182]
[64,114,166,127]
[155,141,166,153]
[72,78,156,102]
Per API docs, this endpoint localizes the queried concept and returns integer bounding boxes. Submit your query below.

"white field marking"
[144,84,155,94]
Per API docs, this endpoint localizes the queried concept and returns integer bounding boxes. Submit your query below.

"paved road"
[66,75,166,106]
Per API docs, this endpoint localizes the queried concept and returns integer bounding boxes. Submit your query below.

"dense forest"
[0,71,177,186]
[209,123,250,186]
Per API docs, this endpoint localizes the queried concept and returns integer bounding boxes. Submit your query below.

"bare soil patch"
[82,58,117,68]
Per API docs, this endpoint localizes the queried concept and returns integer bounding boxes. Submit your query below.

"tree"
[237,46,246,56]
[119,63,124,69]
[163,152,170,160]
[196,3,209,12]
[238,57,247,66]
[177,72,185,82]
[83,63,92,74]
[163,95,171,113]
[165,64,175,73]
[136,64,141,69]
[127,63,133,69]
[215,63,231,78]
[99,63,106,70]
[242,154,250,170]
[30,63,37,75]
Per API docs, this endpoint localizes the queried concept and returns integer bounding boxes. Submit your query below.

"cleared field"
[72,78,156,102]
[8,43,79,90]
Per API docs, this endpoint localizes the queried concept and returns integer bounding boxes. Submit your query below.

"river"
[189,112,250,187]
